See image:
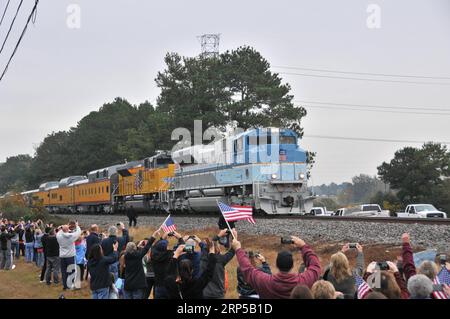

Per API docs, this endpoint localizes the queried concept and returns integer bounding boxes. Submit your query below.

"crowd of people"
[1,216,450,300]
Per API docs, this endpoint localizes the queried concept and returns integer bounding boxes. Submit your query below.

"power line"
[0,0,11,26]
[303,134,450,145]
[273,65,450,81]
[295,100,450,113]
[279,71,450,86]
[0,0,39,83]
[0,0,24,55]
[303,104,450,116]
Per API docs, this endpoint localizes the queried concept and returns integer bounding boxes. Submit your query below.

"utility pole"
[198,34,220,59]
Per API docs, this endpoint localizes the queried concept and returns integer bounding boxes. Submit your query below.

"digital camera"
[349,243,358,249]
[183,245,194,254]
[439,254,447,265]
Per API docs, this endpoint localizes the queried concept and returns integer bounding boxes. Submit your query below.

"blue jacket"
[75,241,87,265]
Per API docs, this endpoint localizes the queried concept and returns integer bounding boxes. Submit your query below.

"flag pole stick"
[216,200,236,240]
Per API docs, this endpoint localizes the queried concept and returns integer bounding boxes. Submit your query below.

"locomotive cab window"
[280,135,296,144]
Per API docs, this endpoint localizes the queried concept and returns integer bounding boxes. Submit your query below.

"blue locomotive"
[169,127,313,214]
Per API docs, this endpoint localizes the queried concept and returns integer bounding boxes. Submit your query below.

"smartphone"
[281,237,294,244]
[377,261,389,270]
[439,254,447,265]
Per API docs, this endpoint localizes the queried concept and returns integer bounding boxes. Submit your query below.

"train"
[0,127,314,215]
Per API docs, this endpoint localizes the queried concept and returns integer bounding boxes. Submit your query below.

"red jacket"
[402,242,416,281]
[236,245,321,299]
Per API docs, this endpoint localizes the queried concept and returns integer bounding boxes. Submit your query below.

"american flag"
[134,173,143,190]
[217,202,256,224]
[161,216,177,233]
[432,267,450,299]
[355,274,371,299]
[437,267,450,285]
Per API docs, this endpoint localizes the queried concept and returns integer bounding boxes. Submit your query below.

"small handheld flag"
[161,215,177,233]
[217,201,256,224]
[355,274,371,299]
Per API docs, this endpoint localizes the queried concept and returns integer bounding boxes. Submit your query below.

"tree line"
[0,46,307,193]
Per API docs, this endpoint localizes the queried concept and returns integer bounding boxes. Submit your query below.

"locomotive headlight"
[271,173,278,179]
[299,173,305,180]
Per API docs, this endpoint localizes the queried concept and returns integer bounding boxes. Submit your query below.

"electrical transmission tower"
[198,34,220,59]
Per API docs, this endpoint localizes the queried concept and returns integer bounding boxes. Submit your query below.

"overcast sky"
[1,0,449,186]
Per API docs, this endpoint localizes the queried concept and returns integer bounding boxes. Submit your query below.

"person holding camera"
[232,233,321,299]
[400,232,449,299]
[0,225,16,270]
[122,230,159,299]
[164,243,217,299]
[178,234,204,279]
[151,231,184,299]
[43,228,60,285]
[88,241,119,299]
[363,260,408,299]
[237,251,272,299]
[322,243,365,299]
[101,226,122,281]
[201,229,236,299]
[56,221,81,290]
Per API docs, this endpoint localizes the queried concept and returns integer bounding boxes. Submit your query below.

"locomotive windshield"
[280,135,296,144]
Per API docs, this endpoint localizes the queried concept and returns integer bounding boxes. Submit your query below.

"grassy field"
[0,226,406,299]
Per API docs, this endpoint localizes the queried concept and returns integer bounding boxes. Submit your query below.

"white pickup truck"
[334,204,390,217]
[396,204,447,218]
[308,207,333,216]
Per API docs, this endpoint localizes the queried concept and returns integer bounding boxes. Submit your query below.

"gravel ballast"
[56,214,450,251]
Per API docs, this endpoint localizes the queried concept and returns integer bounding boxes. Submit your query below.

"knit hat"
[154,240,168,252]
[276,251,293,272]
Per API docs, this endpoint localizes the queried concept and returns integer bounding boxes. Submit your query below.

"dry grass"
[0,225,412,299]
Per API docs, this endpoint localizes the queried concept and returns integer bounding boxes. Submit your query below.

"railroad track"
[53,212,450,225]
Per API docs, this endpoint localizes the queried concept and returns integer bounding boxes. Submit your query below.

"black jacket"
[101,232,129,257]
[117,229,129,253]
[41,233,49,257]
[101,235,118,257]
[0,231,15,250]
[88,251,118,291]
[24,230,34,243]
[85,232,101,258]
[43,235,60,258]
[164,253,217,299]
[151,246,174,287]
[124,237,156,291]
[201,248,235,298]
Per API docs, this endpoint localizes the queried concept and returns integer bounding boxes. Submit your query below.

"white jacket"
[56,226,81,258]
